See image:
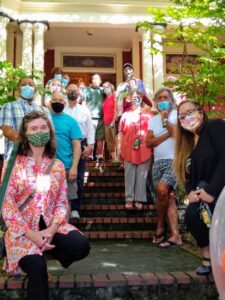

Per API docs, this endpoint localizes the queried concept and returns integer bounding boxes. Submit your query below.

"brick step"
[80,203,155,211]
[87,161,122,167]
[82,197,125,204]
[84,171,124,178]
[83,192,125,198]
[83,182,124,187]
[0,270,216,300]
[84,187,124,193]
[83,230,153,239]
[72,216,157,225]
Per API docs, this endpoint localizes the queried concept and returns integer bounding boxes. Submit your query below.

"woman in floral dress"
[1,111,90,300]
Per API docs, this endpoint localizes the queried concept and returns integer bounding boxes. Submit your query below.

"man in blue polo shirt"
[50,92,82,219]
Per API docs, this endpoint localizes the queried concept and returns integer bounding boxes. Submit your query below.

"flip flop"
[158,240,182,248]
[125,201,133,210]
[152,232,166,245]
[134,201,143,210]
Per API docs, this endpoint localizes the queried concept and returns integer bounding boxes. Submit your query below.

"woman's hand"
[25,229,55,251]
[187,189,214,203]
[187,190,201,203]
[196,188,214,203]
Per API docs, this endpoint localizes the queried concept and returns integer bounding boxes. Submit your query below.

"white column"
[33,22,48,104]
[0,16,10,61]
[152,25,165,92]
[19,22,33,74]
[33,22,48,77]
[132,38,140,79]
[140,28,154,98]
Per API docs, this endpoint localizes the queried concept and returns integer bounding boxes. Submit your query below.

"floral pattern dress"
[2,155,78,275]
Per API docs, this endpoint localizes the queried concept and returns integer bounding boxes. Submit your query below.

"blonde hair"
[174,100,206,185]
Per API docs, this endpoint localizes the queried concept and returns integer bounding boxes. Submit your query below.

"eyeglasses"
[178,108,199,121]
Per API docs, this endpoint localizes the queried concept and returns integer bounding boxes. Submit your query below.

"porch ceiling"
[45,23,141,49]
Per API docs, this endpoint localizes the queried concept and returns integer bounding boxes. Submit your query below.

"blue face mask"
[132,98,142,107]
[54,74,62,81]
[157,100,170,111]
[21,85,35,100]
[61,79,69,86]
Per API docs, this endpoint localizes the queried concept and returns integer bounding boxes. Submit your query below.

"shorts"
[104,125,116,152]
[92,118,105,140]
[152,159,176,189]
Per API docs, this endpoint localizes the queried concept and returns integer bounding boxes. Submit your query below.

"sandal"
[158,239,182,248]
[134,201,143,210]
[196,257,212,275]
[152,221,167,244]
[125,201,133,210]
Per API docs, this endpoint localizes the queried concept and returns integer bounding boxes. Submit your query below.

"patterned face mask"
[27,131,50,147]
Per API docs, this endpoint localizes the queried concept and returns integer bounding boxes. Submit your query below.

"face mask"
[51,86,61,93]
[180,114,201,131]
[157,100,170,111]
[54,74,62,81]
[104,87,112,95]
[51,102,65,113]
[124,70,133,79]
[27,131,50,147]
[67,92,79,101]
[21,85,35,100]
[132,98,142,107]
[61,79,69,86]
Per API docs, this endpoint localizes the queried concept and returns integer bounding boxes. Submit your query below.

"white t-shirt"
[64,103,95,145]
[148,109,177,161]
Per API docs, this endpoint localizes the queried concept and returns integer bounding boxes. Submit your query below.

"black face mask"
[67,92,79,101]
[51,102,65,113]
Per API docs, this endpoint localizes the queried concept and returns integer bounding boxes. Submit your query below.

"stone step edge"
[0,270,214,289]
[80,204,156,210]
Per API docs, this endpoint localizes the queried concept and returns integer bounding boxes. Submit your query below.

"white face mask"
[104,87,112,95]
[180,114,201,131]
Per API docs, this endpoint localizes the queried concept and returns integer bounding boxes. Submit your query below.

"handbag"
[0,144,56,259]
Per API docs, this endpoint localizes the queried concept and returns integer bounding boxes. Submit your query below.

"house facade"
[0,0,192,98]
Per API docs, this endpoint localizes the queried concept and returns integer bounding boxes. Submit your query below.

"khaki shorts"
[92,118,105,140]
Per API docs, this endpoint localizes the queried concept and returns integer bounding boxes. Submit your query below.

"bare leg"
[96,140,104,158]
[153,182,169,243]
[166,191,182,244]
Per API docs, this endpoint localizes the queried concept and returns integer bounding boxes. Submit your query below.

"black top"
[185,118,225,199]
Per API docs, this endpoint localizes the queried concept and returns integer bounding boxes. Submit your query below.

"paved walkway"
[47,240,201,276]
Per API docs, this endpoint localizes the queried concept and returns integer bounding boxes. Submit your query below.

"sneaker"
[87,157,93,161]
[70,210,80,219]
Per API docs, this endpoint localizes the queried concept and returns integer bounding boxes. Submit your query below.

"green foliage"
[0,60,44,106]
[138,0,225,107]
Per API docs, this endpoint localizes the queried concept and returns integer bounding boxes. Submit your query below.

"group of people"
[0,61,225,300]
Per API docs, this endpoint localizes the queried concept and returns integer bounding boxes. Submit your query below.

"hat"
[123,63,133,70]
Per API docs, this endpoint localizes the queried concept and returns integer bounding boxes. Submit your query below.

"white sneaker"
[71,210,80,219]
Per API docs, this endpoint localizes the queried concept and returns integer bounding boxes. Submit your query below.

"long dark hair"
[17,111,56,158]
[174,100,207,184]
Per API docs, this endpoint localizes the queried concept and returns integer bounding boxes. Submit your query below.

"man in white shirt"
[64,84,95,218]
